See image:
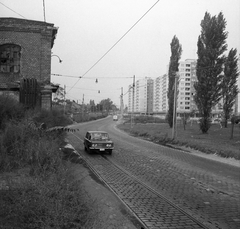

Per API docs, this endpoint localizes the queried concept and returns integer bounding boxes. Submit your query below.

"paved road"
[68,116,240,229]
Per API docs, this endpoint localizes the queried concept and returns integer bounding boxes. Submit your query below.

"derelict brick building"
[0,17,59,109]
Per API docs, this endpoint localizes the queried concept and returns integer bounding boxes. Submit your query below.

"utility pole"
[63,85,66,115]
[82,94,84,120]
[172,72,179,139]
[120,87,123,117]
[131,75,135,128]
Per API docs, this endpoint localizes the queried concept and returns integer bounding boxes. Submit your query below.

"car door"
[84,132,90,150]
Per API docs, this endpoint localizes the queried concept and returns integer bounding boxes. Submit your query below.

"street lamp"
[131,75,135,129]
[120,87,123,117]
[172,72,180,139]
[51,54,62,63]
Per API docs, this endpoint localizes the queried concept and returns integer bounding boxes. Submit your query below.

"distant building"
[0,17,58,109]
[153,74,168,114]
[153,76,162,113]
[178,59,198,114]
[128,84,133,112]
[146,78,154,114]
[135,78,147,113]
[178,59,225,117]
[161,74,168,112]
[128,77,153,114]
[128,56,239,117]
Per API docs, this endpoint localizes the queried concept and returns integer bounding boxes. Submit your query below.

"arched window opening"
[0,44,21,73]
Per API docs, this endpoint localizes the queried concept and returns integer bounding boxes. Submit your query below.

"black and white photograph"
[0,1,239,228]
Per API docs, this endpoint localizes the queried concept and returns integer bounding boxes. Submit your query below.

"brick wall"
[0,18,58,84]
[0,18,58,109]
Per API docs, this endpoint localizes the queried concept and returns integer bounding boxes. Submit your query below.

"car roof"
[87,131,108,134]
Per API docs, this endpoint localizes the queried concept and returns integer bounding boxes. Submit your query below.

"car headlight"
[92,144,97,147]
[106,144,112,147]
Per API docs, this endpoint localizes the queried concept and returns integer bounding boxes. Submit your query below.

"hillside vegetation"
[0,94,97,228]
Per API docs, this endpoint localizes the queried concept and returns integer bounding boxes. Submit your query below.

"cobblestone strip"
[109,147,240,229]
[83,154,208,229]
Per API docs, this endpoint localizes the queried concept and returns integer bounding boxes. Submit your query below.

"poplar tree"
[222,48,239,127]
[167,35,182,128]
[194,12,228,133]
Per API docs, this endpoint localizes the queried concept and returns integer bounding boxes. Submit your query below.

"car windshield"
[91,133,109,140]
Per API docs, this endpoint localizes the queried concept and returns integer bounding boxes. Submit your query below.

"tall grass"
[118,121,240,160]
[0,111,67,172]
[0,93,25,130]
[0,165,96,228]
[0,95,97,228]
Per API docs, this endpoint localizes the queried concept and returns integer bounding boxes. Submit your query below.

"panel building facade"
[128,57,239,117]
[178,59,198,113]
[128,77,154,114]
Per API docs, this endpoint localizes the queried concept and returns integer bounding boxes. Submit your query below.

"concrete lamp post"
[172,72,180,140]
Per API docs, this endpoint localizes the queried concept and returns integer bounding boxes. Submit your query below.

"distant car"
[84,131,114,155]
[113,115,118,121]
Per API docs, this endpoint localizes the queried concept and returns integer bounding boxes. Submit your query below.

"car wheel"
[108,150,112,155]
[84,146,87,152]
[88,148,92,154]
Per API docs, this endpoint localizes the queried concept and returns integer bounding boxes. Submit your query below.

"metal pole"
[63,85,66,115]
[172,74,178,139]
[121,87,123,117]
[82,94,84,120]
[131,75,135,128]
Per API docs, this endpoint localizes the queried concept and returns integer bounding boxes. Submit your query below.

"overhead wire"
[67,0,160,93]
[51,73,133,79]
[0,2,26,19]
[52,60,234,81]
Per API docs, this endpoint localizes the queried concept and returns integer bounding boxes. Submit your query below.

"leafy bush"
[124,115,167,124]
[0,105,98,228]
[0,94,25,130]
[0,106,71,172]
[73,113,107,123]
[29,107,73,128]
[0,120,65,172]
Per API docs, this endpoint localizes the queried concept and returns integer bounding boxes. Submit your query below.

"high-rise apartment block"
[178,59,197,113]
[153,74,168,113]
[128,58,239,116]
[153,76,161,113]
[128,77,153,114]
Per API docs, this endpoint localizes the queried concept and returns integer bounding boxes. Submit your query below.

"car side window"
[86,132,91,140]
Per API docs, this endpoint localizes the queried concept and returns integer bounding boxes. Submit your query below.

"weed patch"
[0,166,96,228]
[0,95,98,228]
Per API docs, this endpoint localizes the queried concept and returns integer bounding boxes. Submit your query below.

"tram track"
[101,154,210,229]
[70,132,210,229]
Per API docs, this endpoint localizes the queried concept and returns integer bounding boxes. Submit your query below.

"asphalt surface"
[67,116,240,229]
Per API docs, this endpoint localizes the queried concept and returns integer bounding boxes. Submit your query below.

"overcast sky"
[1,0,240,107]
